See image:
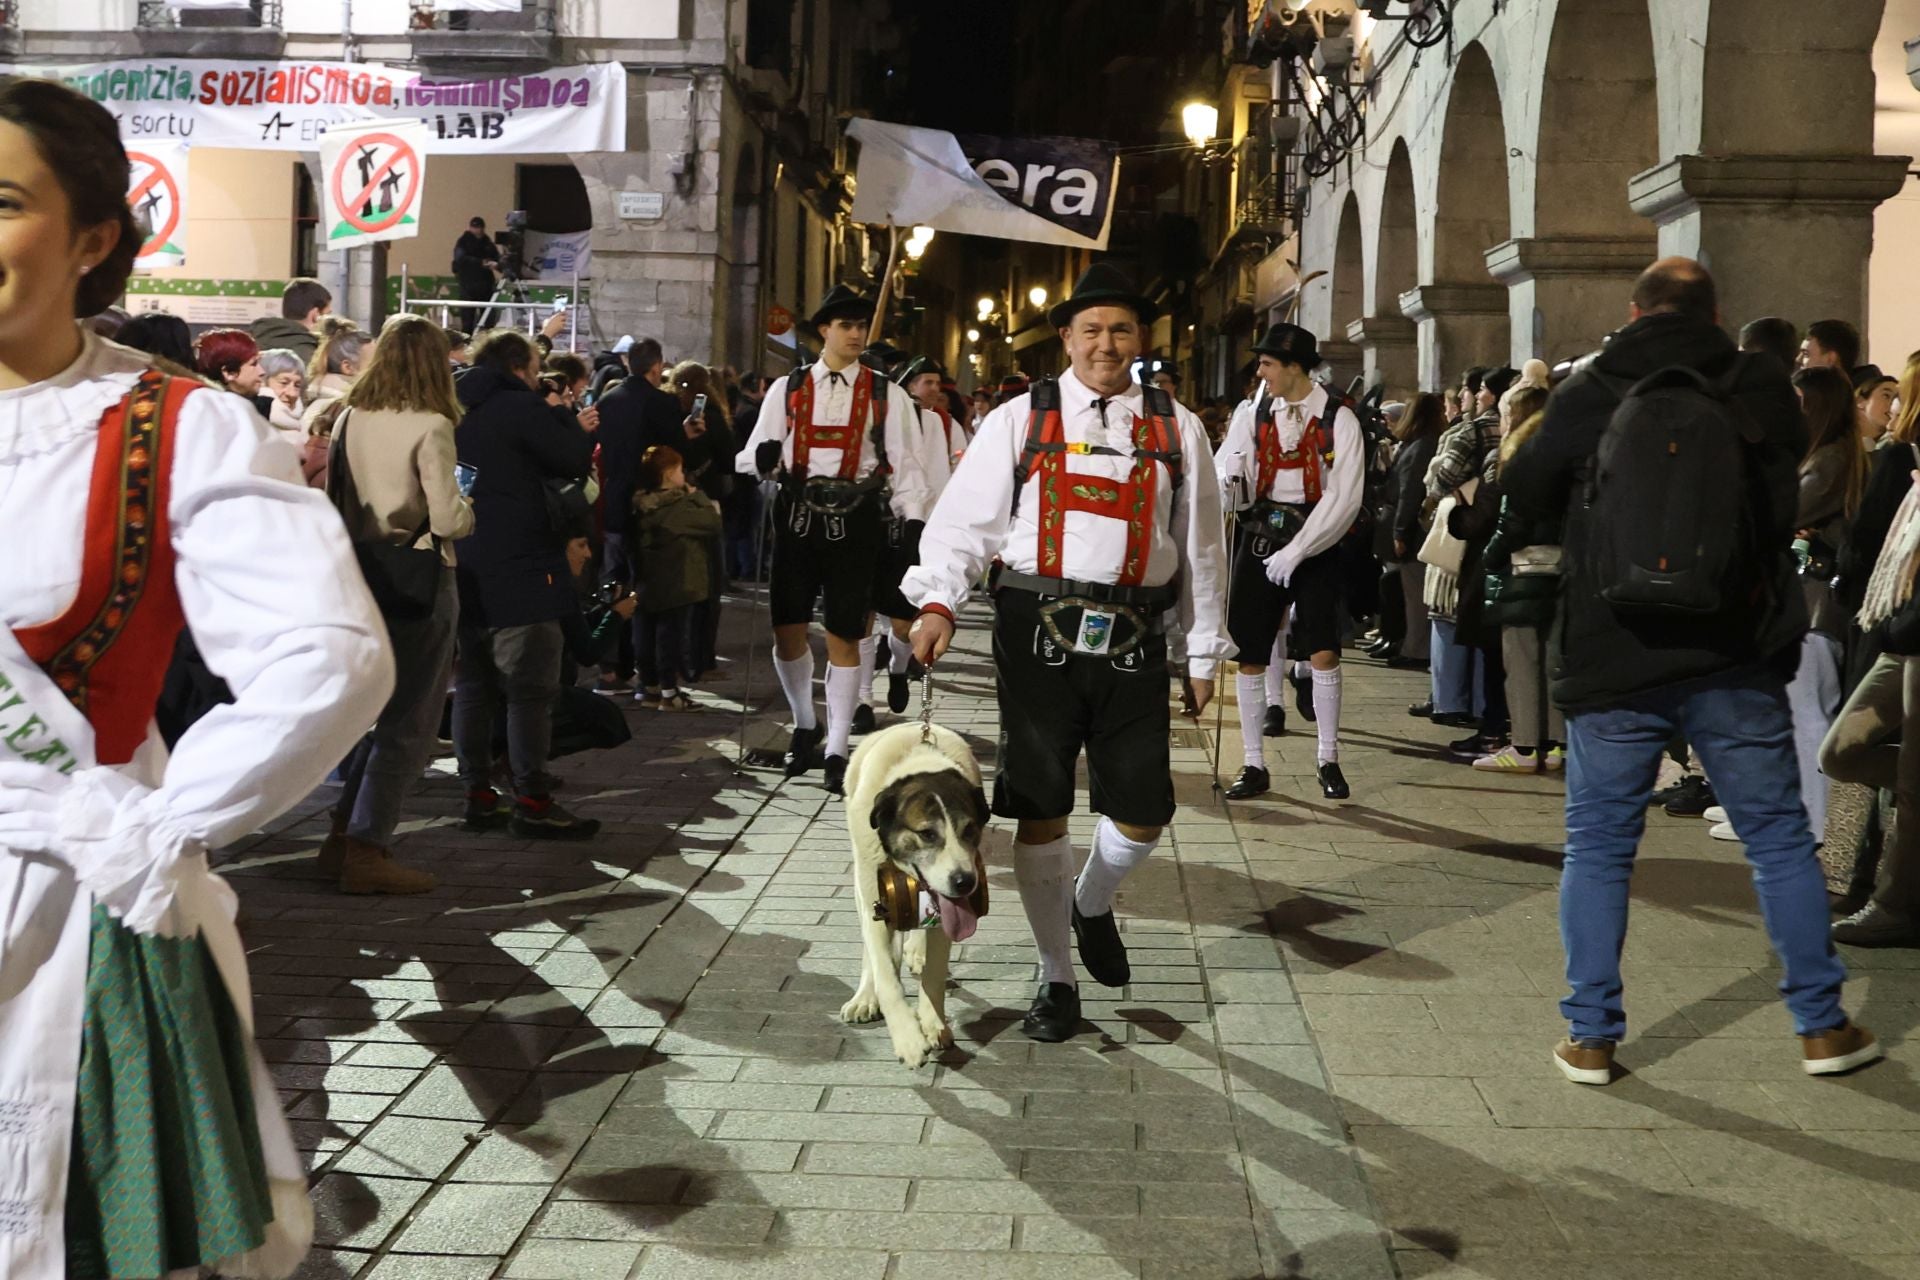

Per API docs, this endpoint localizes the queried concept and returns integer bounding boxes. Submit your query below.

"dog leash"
[920,669,935,745]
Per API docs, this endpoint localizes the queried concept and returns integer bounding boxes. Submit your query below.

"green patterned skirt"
[64,905,274,1280]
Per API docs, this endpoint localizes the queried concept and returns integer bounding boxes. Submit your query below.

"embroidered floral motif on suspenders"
[1029,395,1177,587]
[40,371,171,712]
[1253,393,1334,503]
[788,367,877,481]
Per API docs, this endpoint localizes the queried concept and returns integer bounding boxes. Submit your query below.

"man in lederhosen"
[736,286,928,795]
[906,265,1231,1042]
[858,355,954,726]
[1214,323,1364,803]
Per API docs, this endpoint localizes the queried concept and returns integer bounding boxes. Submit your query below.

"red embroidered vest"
[15,372,194,766]
[1027,392,1180,587]
[1253,393,1337,503]
[787,366,885,481]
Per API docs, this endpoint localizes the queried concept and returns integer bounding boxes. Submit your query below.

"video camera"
[493,209,530,284]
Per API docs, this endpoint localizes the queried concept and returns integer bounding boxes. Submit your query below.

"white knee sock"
[824,663,861,758]
[774,648,817,730]
[888,635,913,675]
[1014,836,1076,986]
[1075,817,1159,916]
[859,634,879,703]
[1312,665,1343,763]
[1236,672,1268,768]
[1266,631,1288,704]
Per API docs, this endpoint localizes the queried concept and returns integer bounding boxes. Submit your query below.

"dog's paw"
[888,1020,935,1068]
[901,930,928,975]
[840,991,881,1024]
[917,1002,954,1051]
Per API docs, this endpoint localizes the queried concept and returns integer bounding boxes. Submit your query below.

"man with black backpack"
[904,265,1231,1043]
[1504,257,1880,1084]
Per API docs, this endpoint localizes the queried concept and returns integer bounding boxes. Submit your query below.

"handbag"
[1510,544,1564,577]
[326,409,442,619]
[1418,479,1477,577]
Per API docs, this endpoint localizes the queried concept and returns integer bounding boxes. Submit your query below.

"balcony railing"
[0,0,17,28]
[409,0,559,68]
[138,0,282,28]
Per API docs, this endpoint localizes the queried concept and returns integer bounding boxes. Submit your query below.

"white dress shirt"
[904,369,1233,680]
[1215,382,1363,581]
[734,359,933,520]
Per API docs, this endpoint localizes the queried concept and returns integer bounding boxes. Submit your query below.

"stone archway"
[1325,192,1366,386]
[1403,42,1511,388]
[1491,0,1660,364]
[1631,0,1902,334]
[1352,139,1420,398]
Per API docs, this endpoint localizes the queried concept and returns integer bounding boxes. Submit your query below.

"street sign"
[319,119,428,249]
[126,144,188,269]
[767,305,794,337]
[617,190,665,220]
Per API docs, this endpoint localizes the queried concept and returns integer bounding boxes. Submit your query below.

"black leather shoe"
[887,672,911,713]
[783,725,823,778]
[1021,982,1082,1043]
[1071,902,1131,987]
[1262,704,1286,737]
[1292,670,1316,722]
[1387,655,1429,671]
[822,754,849,795]
[1318,762,1351,800]
[1432,711,1478,728]
[1225,766,1271,800]
[1409,700,1435,719]
[851,703,876,735]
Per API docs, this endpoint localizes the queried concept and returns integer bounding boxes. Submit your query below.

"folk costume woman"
[0,80,395,1279]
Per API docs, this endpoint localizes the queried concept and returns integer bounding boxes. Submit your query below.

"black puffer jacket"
[453,365,595,629]
[1502,312,1808,711]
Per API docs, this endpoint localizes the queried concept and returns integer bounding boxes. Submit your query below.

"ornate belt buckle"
[1036,595,1143,658]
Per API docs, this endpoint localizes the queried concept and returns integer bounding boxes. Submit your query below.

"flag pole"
[870,223,904,345]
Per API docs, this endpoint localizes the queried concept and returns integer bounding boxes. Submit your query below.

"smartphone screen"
[455,462,478,497]
[691,393,708,420]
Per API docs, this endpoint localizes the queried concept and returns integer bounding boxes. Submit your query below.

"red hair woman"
[194,326,264,398]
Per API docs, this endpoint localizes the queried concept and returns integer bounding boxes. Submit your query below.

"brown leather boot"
[316,830,348,877]
[337,838,437,896]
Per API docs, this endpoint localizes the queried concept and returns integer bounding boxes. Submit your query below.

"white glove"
[1264,549,1297,588]
[0,762,197,935]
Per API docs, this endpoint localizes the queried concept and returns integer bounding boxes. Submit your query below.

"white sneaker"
[1708,820,1740,842]
[1703,805,1727,824]
[1472,744,1543,773]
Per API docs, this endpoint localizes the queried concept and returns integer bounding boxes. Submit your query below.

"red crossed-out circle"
[329,131,422,235]
[126,151,181,257]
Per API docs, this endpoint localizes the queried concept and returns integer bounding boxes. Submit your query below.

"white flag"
[126,143,189,269]
[430,0,524,10]
[318,119,429,250]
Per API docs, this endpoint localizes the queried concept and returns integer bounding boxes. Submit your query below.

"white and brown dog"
[839,721,989,1068]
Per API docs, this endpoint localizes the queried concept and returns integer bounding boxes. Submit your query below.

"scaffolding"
[396,264,584,352]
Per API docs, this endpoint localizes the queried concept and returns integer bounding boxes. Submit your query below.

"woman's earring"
[78,263,92,276]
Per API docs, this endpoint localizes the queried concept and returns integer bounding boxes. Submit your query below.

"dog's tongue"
[932,889,979,942]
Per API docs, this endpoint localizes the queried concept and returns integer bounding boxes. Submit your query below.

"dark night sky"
[896,0,1021,134]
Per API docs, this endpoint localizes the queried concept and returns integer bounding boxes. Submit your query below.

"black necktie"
[1092,397,1111,439]
[827,371,846,387]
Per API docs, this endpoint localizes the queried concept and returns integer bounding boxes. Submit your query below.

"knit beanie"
[1481,366,1520,400]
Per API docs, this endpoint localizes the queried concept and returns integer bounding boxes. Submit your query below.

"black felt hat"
[1250,323,1321,370]
[897,355,947,386]
[1139,356,1180,383]
[1048,263,1159,329]
[806,284,876,334]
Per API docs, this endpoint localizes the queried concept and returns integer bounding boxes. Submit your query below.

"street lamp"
[1027,285,1048,309]
[1182,101,1219,148]
[904,225,935,261]
[977,296,996,318]
[966,327,981,343]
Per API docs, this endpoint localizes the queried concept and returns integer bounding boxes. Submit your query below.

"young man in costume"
[906,265,1230,1042]
[735,286,928,794]
[1213,323,1364,802]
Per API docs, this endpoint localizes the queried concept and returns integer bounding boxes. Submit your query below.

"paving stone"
[532,1199,777,1244]
[391,1182,550,1254]
[771,1207,1014,1250]
[310,1172,432,1251]
[502,1238,643,1279]
[331,1115,482,1181]
[893,1253,1141,1280]
[628,1246,891,1280]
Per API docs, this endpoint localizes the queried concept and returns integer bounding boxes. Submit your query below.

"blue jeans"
[1561,668,1848,1041]
[1429,617,1484,716]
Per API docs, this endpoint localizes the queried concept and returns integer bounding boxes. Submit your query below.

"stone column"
[1629,155,1909,339]
[1397,284,1508,391]
[1345,315,1417,402]
[1317,338,1364,395]
[1485,235,1657,368]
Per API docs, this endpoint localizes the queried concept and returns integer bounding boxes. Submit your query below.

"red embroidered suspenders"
[1023,387,1180,587]
[1253,393,1335,503]
[787,366,884,481]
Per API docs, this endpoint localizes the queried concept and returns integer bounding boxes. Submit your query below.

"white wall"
[383,153,525,280]
[288,0,411,37]
[140,147,298,283]
[1870,177,1920,367]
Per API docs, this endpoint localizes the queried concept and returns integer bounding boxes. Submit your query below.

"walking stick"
[735,479,780,774]
[1209,508,1238,802]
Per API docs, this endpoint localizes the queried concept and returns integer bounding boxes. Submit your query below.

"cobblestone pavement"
[225,593,1920,1280]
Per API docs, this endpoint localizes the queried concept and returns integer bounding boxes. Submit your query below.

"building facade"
[0,0,897,370]
[1189,0,1920,401]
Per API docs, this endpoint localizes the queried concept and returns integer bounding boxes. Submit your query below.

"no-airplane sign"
[319,119,428,250]
[127,144,188,269]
